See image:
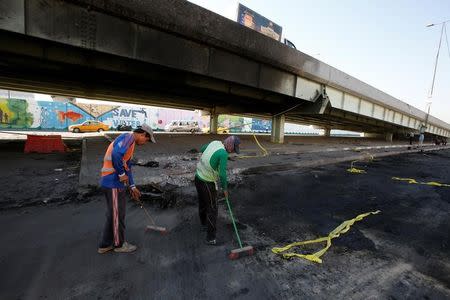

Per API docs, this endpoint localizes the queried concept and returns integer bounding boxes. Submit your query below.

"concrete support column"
[210,114,218,134]
[385,132,393,142]
[364,133,381,138]
[271,114,285,144]
[324,127,331,137]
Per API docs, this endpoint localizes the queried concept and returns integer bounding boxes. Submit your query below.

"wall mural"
[0,98,319,134]
[0,98,34,128]
[0,98,204,131]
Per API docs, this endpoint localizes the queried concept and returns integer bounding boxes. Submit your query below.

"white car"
[164,120,200,133]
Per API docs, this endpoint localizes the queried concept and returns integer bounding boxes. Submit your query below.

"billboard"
[237,3,282,41]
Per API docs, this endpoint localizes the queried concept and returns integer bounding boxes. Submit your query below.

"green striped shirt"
[196,141,229,190]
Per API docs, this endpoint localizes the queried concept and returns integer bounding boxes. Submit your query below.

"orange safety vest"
[101,140,135,177]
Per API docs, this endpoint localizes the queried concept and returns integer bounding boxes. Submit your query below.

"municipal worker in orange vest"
[98,124,156,254]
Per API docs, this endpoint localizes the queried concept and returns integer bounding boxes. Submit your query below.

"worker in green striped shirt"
[195,135,241,245]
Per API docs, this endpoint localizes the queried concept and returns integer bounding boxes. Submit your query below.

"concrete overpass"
[0,0,449,143]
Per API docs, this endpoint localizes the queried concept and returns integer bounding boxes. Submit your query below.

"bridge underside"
[0,30,408,136]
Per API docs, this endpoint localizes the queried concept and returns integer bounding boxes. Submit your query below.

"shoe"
[205,239,217,246]
[97,245,114,254]
[114,242,137,253]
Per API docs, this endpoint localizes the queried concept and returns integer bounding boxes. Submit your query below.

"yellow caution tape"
[271,210,381,263]
[392,177,450,187]
[346,152,373,174]
[347,167,366,174]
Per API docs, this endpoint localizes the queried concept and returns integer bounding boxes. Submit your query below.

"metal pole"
[429,22,445,98]
[425,20,447,127]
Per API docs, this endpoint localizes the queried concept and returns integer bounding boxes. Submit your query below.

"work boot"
[114,242,137,253]
[97,245,114,254]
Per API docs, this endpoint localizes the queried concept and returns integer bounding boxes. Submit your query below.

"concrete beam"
[0,0,448,135]
[271,114,285,144]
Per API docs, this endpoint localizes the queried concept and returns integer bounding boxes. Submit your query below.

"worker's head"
[133,124,156,145]
[223,135,240,154]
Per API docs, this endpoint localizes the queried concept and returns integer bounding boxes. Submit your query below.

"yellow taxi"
[201,127,230,134]
[68,120,110,133]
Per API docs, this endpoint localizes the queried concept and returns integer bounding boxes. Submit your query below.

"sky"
[187,0,450,123]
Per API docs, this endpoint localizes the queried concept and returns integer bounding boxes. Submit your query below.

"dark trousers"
[99,188,127,248]
[195,176,218,240]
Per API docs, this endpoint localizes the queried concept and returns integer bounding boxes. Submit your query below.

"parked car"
[201,127,230,134]
[68,120,110,133]
[164,120,200,133]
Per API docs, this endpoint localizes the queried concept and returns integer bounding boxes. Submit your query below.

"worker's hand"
[118,173,129,186]
[130,186,141,201]
[223,190,229,199]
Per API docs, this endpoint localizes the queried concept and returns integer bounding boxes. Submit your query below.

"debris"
[134,160,159,167]
[182,156,196,161]
[163,162,175,169]
[138,183,180,208]
[54,168,63,172]
[140,183,164,201]
[187,148,198,154]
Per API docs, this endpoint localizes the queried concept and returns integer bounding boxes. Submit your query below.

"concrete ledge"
[78,138,92,188]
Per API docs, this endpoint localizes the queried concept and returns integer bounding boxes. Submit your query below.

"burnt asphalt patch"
[0,148,449,299]
[0,140,82,210]
[232,150,450,298]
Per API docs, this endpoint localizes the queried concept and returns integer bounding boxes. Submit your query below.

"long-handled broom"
[137,200,168,234]
[224,196,254,260]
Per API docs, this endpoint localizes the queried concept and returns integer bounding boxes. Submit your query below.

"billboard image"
[237,3,282,41]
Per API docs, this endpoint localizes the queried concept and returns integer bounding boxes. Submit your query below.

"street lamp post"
[425,19,449,127]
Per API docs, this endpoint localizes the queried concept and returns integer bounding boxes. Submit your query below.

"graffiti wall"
[0,98,323,135]
[0,98,204,131]
[217,115,252,132]
[99,106,206,130]
[0,98,34,128]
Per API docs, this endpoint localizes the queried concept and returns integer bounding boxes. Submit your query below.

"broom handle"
[138,200,156,225]
[225,196,243,249]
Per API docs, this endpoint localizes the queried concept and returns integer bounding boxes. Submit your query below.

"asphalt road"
[234,150,450,299]
[1,149,449,299]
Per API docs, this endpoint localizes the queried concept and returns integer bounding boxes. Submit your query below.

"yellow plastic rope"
[347,167,366,174]
[214,121,269,159]
[346,152,374,174]
[392,177,450,187]
[272,210,381,263]
[238,134,269,159]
